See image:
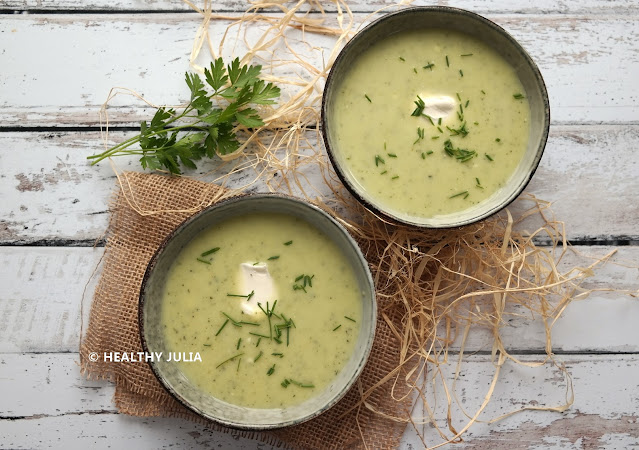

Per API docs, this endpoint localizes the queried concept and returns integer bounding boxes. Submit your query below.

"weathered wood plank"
[1,353,637,448]
[0,13,637,126]
[1,246,637,354]
[1,0,638,14]
[1,126,638,244]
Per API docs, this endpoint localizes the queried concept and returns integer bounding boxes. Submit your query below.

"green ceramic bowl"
[322,6,549,228]
[139,194,376,430]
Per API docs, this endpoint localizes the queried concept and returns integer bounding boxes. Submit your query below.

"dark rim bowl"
[139,194,376,430]
[321,6,550,228]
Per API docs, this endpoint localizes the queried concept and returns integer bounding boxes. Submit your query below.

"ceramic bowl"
[139,194,376,430]
[321,6,550,228]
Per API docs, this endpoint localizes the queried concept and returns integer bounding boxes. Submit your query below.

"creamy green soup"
[161,212,362,408]
[330,29,530,219]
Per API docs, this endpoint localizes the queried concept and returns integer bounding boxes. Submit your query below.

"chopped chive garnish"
[411,95,425,116]
[247,290,254,301]
[474,121,479,125]
[364,94,372,103]
[215,319,229,336]
[236,338,242,350]
[438,118,442,125]
[375,154,385,166]
[423,62,435,70]
[294,274,304,282]
[399,56,405,61]
[495,138,501,142]
[236,357,241,372]
[421,152,426,159]
[459,69,464,77]
[444,139,476,162]
[391,175,399,180]
[380,170,388,175]
[227,292,253,299]
[267,364,275,376]
[200,247,220,257]
[256,337,262,347]
[414,126,425,143]
[450,191,469,199]
[437,127,443,133]
[413,67,417,73]
[284,240,293,246]
[344,316,356,322]
[268,255,280,260]
[253,262,260,265]
[196,257,211,265]
[333,324,342,331]
[272,352,284,358]
[513,93,525,99]
[216,352,243,369]
[250,332,270,339]
[424,114,434,126]
[456,93,461,101]
[461,53,473,57]
[254,351,263,362]
[427,150,434,155]
[485,154,494,161]
[465,100,469,108]
[387,153,397,158]
[460,103,464,114]
[446,55,450,67]
[431,136,440,140]
[222,312,242,327]
[481,90,486,95]
[447,123,469,137]
[476,178,481,186]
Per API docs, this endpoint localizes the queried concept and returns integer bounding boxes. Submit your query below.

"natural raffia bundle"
[83,1,630,448]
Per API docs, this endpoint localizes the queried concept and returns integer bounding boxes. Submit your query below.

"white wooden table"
[1,1,638,448]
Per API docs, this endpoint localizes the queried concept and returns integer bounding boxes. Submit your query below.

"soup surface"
[330,28,531,219]
[161,212,362,408]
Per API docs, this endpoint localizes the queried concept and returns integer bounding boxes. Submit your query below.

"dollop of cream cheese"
[238,263,277,315]
[418,95,456,119]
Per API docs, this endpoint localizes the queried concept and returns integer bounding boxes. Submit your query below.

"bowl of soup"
[322,6,549,228]
[139,194,376,429]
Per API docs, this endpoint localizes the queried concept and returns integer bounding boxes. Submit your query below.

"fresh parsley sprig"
[88,58,280,174]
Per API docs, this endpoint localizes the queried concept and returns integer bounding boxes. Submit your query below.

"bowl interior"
[140,195,376,430]
[322,7,549,228]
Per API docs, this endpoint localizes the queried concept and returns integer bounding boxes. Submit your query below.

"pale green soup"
[161,212,362,408]
[330,29,530,219]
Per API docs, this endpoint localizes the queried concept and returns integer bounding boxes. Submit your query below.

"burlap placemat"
[80,171,412,449]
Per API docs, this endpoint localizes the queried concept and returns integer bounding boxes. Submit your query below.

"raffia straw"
[94,1,638,447]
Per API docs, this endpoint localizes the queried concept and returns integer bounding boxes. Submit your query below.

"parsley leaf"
[88,57,280,174]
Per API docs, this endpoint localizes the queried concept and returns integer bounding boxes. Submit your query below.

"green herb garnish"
[495,138,501,142]
[88,58,280,174]
[375,154,385,166]
[391,175,399,180]
[254,351,263,362]
[414,127,425,144]
[461,53,473,57]
[215,319,229,336]
[459,69,464,77]
[423,62,435,70]
[399,56,405,61]
[333,324,342,331]
[236,338,242,350]
[344,316,356,322]
[267,364,276,376]
[380,170,388,175]
[293,274,314,292]
[513,93,525,99]
[411,95,426,116]
[268,255,280,260]
[200,247,220,257]
[196,257,211,265]
[216,352,244,369]
[446,55,450,67]
[444,139,476,162]
[365,94,372,103]
[283,240,293,246]
[281,378,314,388]
[272,352,284,358]
[387,153,397,158]
[447,123,469,137]
[449,191,469,199]
[485,153,494,161]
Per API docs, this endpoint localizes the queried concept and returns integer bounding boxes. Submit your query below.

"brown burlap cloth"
[80,171,412,449]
